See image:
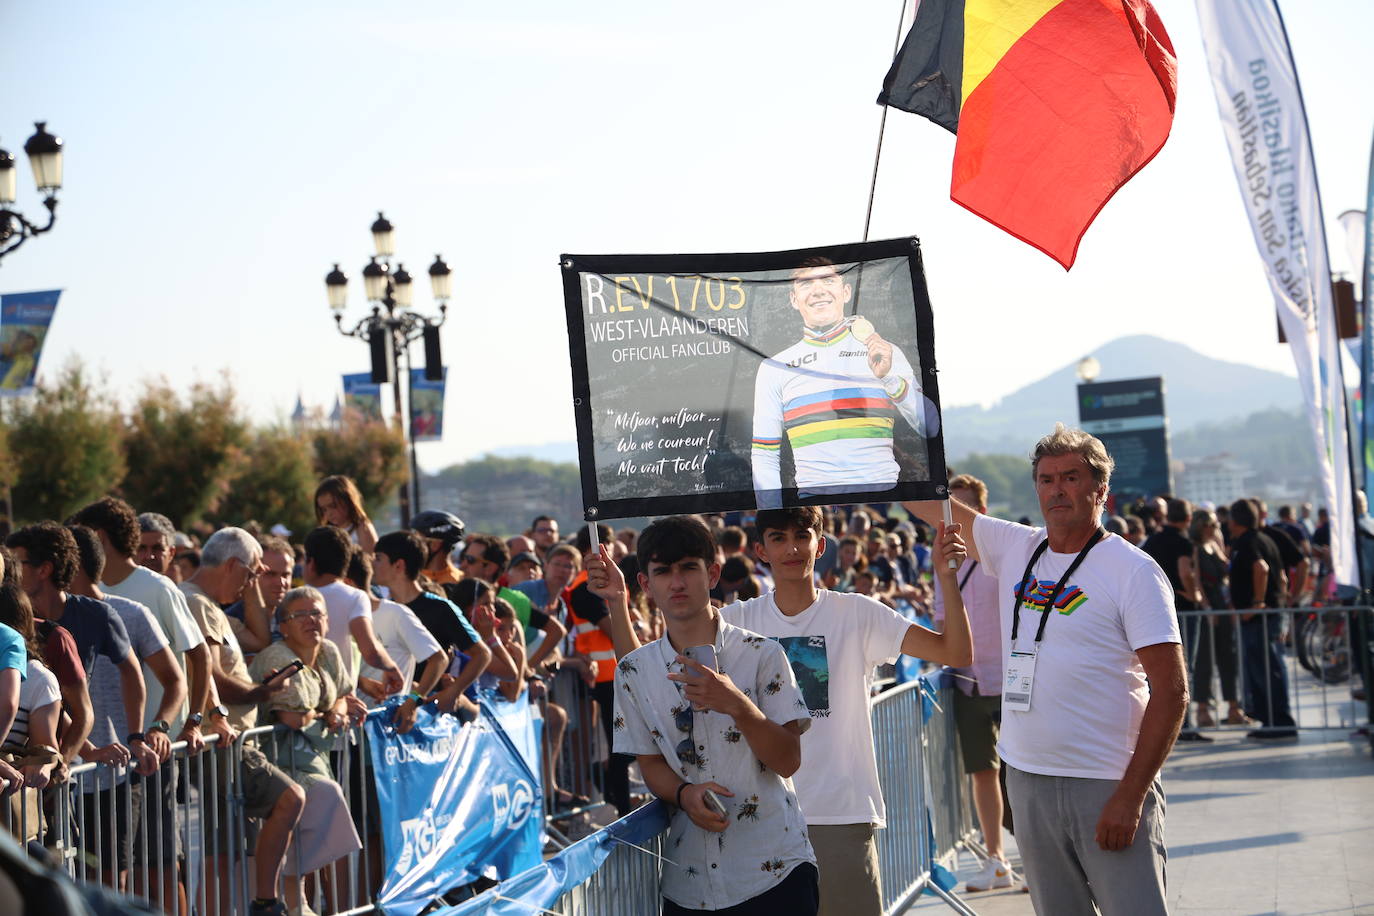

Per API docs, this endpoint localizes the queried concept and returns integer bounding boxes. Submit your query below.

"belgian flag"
[879,0,1178,269]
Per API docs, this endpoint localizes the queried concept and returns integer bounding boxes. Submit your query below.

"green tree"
[211,425,318,536]
[1,363,126,523]
[120,378,249,528]
[311,417,408,521]
[952,452,1040,520]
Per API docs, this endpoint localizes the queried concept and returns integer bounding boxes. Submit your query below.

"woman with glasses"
[249,587,366,914]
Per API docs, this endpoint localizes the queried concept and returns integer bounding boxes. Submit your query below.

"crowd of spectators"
[0,464,1357,915]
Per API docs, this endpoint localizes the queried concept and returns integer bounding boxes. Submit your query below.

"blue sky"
[2,0,1371,470]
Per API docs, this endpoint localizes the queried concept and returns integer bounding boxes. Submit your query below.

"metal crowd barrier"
[8,670,992,915]
[547,829,665,915]
[872,676,979,916]
[1179,606,1371,733]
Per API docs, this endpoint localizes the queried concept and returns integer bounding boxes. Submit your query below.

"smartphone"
[682,644,718,675]
[264,659,305,684]
[702,788,729,819]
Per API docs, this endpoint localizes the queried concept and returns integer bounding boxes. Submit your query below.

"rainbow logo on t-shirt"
[1014,577,1090,615]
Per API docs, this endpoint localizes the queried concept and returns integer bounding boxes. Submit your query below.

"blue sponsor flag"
[409,367,446,442]
[0,289,61,395]
[368,692,544,916]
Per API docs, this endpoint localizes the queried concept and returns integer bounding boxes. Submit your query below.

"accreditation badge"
[1003,649,1037,712]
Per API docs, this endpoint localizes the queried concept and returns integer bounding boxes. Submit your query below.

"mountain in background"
[941,334,1300,460]
[481,335,1302,466]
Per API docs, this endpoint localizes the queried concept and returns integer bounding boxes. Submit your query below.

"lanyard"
[1010,529,1105,645]
[957,560,979,592]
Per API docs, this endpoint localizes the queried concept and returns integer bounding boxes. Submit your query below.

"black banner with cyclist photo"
[559,237,947,520]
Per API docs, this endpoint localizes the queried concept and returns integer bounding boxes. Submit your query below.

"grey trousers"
[1005,765,1168,916]
[810,823,881,916]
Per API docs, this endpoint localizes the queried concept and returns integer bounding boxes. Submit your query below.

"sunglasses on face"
[460,554,485,566]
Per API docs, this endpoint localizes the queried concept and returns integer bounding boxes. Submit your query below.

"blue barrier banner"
[0,289,60,395]
[440,801,671,916]
[367,692,544,916]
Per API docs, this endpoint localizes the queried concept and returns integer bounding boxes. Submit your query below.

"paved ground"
[908,692,1374,915]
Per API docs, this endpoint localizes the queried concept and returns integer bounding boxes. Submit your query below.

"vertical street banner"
[409,367,446,442]
[368,692,544,916]
[1197,0,1356,586]
[560,238,946,519]
[1077,377,1173,509]
[0,289,61,396]
[1361,134,1374,499]
[342,372,383,421]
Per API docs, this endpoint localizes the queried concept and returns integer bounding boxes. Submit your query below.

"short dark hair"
[1165,498,1192,525]
[754,507,825,540]
[636,515,716,570]
[465,533,509,571]
[346,547,373,590]
[451,577,490,613]
[67,525,105,582]
[304,525,353,577]
[574,523,614,555]
[720,555,753,584]
[375,529,427,580]
[718,526,747,552]
[70,497,141,558]
[1229,499,1258,530]
[7,522,79,591]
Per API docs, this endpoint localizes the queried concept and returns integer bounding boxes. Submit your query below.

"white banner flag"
[1196,0,1355,588]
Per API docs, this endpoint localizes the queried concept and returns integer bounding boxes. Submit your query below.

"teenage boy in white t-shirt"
[720,506,972,916]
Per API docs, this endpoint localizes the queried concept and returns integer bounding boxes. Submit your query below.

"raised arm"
[586,544,642,659]
[901,523,973,666]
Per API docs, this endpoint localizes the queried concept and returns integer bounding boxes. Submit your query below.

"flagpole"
[863,0,911,242]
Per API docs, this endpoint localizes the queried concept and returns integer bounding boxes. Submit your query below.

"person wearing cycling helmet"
[410,510,465,590]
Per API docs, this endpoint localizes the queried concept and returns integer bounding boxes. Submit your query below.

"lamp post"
[0,122,64,265]
[326,212,450,526]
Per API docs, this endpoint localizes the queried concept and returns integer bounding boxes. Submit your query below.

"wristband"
[406,692,424,704]
[126,732,146,745]
[675,781,691,808]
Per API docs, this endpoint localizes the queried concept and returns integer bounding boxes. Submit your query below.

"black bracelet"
[675,781,691,808]
[126,732,146,745]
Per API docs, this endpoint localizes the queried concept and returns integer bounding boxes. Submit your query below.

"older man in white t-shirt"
[906,424,1186,916]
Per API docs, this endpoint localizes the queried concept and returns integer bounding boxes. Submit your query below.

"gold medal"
[851,317,875,342]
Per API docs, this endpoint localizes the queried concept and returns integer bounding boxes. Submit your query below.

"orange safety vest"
[564,571,616,683]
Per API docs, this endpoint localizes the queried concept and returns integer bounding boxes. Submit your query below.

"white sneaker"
[966,857,1013,892]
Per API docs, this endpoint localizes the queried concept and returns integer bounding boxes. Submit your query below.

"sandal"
[1225,708,1256,726]
[1196,705,1217,728]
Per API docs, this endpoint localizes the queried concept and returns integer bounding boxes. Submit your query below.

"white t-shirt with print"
[972,514,1180,780]
[317,579,372,685]
[359,599,443,697]
[723,590,911,826]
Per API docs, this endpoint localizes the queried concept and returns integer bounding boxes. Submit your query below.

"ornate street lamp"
[0,122,65,264]
[326,214,448,525]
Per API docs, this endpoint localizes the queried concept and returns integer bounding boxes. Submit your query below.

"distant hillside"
[942,335,1300,460]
